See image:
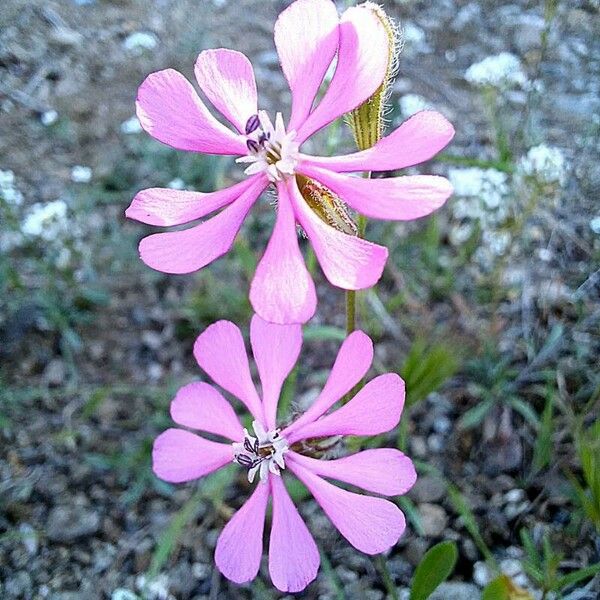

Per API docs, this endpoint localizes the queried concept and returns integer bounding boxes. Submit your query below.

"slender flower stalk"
[152,315,416,592]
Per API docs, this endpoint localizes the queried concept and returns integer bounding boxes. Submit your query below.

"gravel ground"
[1,0,599,599]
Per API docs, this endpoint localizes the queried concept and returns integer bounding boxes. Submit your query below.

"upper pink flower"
[127,0,455,325]
[153,315,416,592]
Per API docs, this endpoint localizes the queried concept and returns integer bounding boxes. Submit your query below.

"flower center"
[232,420,289,483]
[236,111,299,183]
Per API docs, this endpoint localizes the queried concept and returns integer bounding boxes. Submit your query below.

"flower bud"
[347,2,400,150]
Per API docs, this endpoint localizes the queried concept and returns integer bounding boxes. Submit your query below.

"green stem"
[376,555,399,600]
[345,290,356,335]
[344,184,370,337]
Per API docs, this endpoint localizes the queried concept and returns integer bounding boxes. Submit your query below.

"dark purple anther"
[244,438,254,454]
[236,454,254,467]
[258,132,270,144]
[245,114,260,135]
[246,139,260,153]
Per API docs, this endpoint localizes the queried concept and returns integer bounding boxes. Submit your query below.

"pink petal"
[269,475,319,593]
[194,49,258,134]
[215,481,269,584]
[138,176,265,275]
[282,330,373,439]
[250,315,302,430]
[170,381,244,441]
[136,68,247,155]
[288,179,388,290]
[249,182,317,325]
[295,4,388,143]
[287,373,404,444]
[301,165,453,221]
[193,320,264,422]
[126,178,258,227]
[290,461,406,554]
[152,428,232,483]
[300,111,455,172]
[274,0,339,132]
[289,449,417,496]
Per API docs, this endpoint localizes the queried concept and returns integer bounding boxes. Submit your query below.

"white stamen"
[232,421,289,483]
[236,111,299,183]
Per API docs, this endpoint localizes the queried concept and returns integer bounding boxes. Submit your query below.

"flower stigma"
[236,111,299,183]
[232,420,289,483]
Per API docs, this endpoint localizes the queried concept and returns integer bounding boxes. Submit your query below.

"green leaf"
[483,576,510,600]
[401,338,461,408]
[303,325,347,342]
[458,397,495,430]
[409,541,458,600]
[555,562,600,591]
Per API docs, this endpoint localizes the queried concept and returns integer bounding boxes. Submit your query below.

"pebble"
[5,571,33,598]
[419,503,448,537]
[473,560,491,587]
[70,165,92,183]
[504,488,526,503]
[429,582,481,600]
[410,475,447,503]
[123,32,158,53]
[111,590,138,600]
[19,522,38,555]
[46,506,100,542]
[43,358,66,386]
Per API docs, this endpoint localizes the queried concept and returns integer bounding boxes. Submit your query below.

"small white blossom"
[590,216,600,234]
[0,169,23,205]
[402,22,431,55]
[399,94,431,117]
[465,52,528,89]
[71,165,93,183]
[518,144,567,186]
[448,167,509,220]
[21,200,68,240]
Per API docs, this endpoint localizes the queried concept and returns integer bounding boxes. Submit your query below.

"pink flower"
[153,315,416,592]
[127,0,454,324]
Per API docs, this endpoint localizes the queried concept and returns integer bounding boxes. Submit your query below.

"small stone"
[124,32,159,53]
[504,489,526,504]
[427,433,444,453]
[41,110,58,126]
[410,476,447,503]
[111,590,138,600]
[473,561,492,587]
[5,571,33,598]
[429,582,481,600]
[432,415,452,434]
[405,538,430,566]
[46,505,100,542]
[19,523,38,555]
[410,436,427,458]
[419,503,448,537]
[71,165,92,183]
[43,358,66,386]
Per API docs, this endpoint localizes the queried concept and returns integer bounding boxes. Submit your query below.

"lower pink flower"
[152,315,416,592]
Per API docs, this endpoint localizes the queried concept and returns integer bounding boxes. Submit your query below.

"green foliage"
[148,467,236,579]
[530,387,555,476]
[410,541,458,600]
[448,486,497,569]
[482,575,533,600]
[519,527,600,596]
[401,338,461,409]
[569,419,600,531]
